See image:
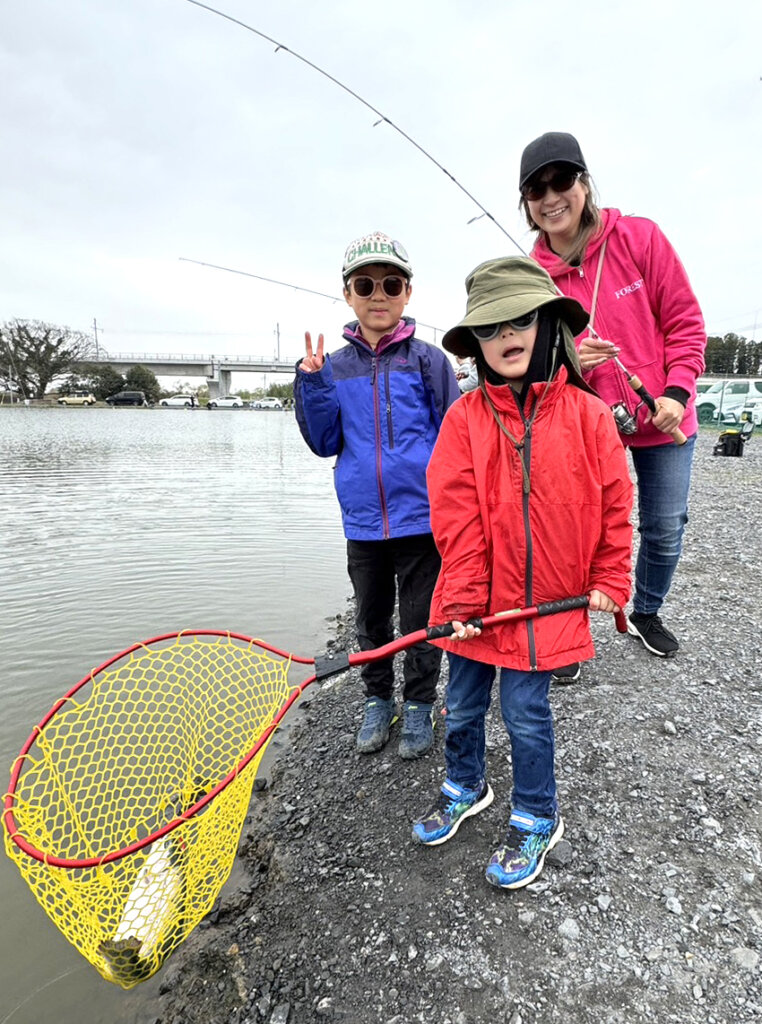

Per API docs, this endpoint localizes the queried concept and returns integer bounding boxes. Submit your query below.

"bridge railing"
[90,352,299,364]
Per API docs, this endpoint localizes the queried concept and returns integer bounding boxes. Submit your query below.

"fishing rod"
[182,2,689,442]
[613,355,687,446]
[179,256,445,335]
[182,0,524,251]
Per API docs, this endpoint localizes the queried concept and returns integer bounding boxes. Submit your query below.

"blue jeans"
[630,434,696,616]
[444,653,556,819]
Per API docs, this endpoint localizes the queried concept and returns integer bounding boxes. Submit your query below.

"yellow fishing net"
[3,632,295,988]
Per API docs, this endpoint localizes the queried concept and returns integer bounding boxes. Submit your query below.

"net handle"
[4,604,626,865]
[341,595,627,670]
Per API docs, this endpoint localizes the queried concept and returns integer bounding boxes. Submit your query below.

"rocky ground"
[139,431,761,1024]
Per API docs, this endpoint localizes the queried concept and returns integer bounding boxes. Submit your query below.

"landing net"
[3,630,306,988]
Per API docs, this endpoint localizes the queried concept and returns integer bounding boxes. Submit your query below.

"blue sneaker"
[485,809,564,889]
[356,697,395,754]
[412,778,494,845]
[398,701,435,760]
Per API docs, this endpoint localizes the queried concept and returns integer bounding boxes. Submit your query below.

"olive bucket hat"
[442,256,589,359]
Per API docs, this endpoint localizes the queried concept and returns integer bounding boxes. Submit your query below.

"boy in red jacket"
[412,257,633,889]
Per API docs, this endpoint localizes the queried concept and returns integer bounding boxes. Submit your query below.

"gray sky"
[2,0,761,374]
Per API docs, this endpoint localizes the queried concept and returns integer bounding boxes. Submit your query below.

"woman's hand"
[588,589,620,614]
[650,396,685,434]
[450,619,482,641]
[577,335,619,371]
[299,331,325,373]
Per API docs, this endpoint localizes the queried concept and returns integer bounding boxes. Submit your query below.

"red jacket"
[531,209,706,447]
[427,370,633,670]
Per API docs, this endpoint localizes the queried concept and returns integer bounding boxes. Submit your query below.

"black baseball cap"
[519,132,587,190]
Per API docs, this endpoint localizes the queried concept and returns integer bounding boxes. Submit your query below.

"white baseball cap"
[342,231,413,281]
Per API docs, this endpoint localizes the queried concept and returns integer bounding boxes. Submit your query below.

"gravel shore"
[143,430,761,1024]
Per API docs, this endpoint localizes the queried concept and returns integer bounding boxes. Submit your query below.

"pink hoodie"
[531,209,706,446]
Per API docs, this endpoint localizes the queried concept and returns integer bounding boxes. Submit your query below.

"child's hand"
[450,619,482,641]
[299,332,325,372]
[588,589,620,614]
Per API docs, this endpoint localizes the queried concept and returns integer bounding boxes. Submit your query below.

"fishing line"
[179,257,445,335]
[0,965,88,1024]
[180,258,342,303]
[182,0,525,252]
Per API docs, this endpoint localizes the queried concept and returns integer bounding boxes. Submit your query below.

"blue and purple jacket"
[294,317,460,541]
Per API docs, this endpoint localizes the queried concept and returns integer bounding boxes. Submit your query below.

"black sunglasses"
[521,169,581,202]
[348,275,407,298]
[469,310,539,342]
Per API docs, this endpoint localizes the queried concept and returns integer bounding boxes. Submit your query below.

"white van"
[695,378,762,424]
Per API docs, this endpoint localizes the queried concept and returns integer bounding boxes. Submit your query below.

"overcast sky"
[2,0,761,376]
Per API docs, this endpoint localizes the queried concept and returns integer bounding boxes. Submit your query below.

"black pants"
[347,533,443,704]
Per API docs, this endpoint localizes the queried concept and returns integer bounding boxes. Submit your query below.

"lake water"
[0,407,350,1024]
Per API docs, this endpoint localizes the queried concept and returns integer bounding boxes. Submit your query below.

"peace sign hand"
[300,332,325,373]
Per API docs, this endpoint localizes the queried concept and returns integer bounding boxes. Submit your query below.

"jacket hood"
[531,208,622,277]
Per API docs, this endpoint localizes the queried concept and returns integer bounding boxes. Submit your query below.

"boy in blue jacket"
[295,231,460,758]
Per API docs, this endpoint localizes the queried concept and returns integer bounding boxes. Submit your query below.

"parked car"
[714,396,762,427]
[207,395,246,409]
[57,391,96,406]
[251,397,284,410]
[160,394,196,407]
[695,378,762,424]
[105,390,150,407]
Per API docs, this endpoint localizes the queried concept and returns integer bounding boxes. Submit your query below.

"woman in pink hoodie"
[519,132,706,671]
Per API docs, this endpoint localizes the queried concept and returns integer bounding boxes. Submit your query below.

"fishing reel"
[610,402,638,435]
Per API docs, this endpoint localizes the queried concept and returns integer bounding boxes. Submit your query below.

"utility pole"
[275,322,280,361]
[93,318,100,360]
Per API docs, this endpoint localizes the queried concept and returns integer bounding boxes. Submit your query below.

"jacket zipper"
[370,357,390,538]
[515,394,537,669]
[384,363,394,448]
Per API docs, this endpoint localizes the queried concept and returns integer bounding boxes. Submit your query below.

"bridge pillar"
[206,369,231,399]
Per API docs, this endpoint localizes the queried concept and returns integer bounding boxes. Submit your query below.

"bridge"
[84,352,300,399]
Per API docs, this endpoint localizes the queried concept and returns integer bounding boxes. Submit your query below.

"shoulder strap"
[587,240,607,337]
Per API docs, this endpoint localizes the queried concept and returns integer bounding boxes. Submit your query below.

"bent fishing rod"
[182,0,523,251]
[182,1,687,445]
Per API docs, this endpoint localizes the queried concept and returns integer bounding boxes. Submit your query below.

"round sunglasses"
[469,309,539,342]
[521,170,581,202]
[348,275,408,298]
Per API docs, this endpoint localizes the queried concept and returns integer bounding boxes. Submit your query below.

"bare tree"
[0,319,95,399]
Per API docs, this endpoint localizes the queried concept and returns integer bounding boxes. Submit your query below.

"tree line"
[704,334,761,376]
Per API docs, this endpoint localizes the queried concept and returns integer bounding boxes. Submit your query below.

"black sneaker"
[627,613,679,658]
[551,662,581,684]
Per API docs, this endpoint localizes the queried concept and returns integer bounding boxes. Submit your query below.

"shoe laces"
[427,782,474,820]
[501,817,553,856]
[363,701,391,728]
[646,615,672,637]
[404,704,431,728]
